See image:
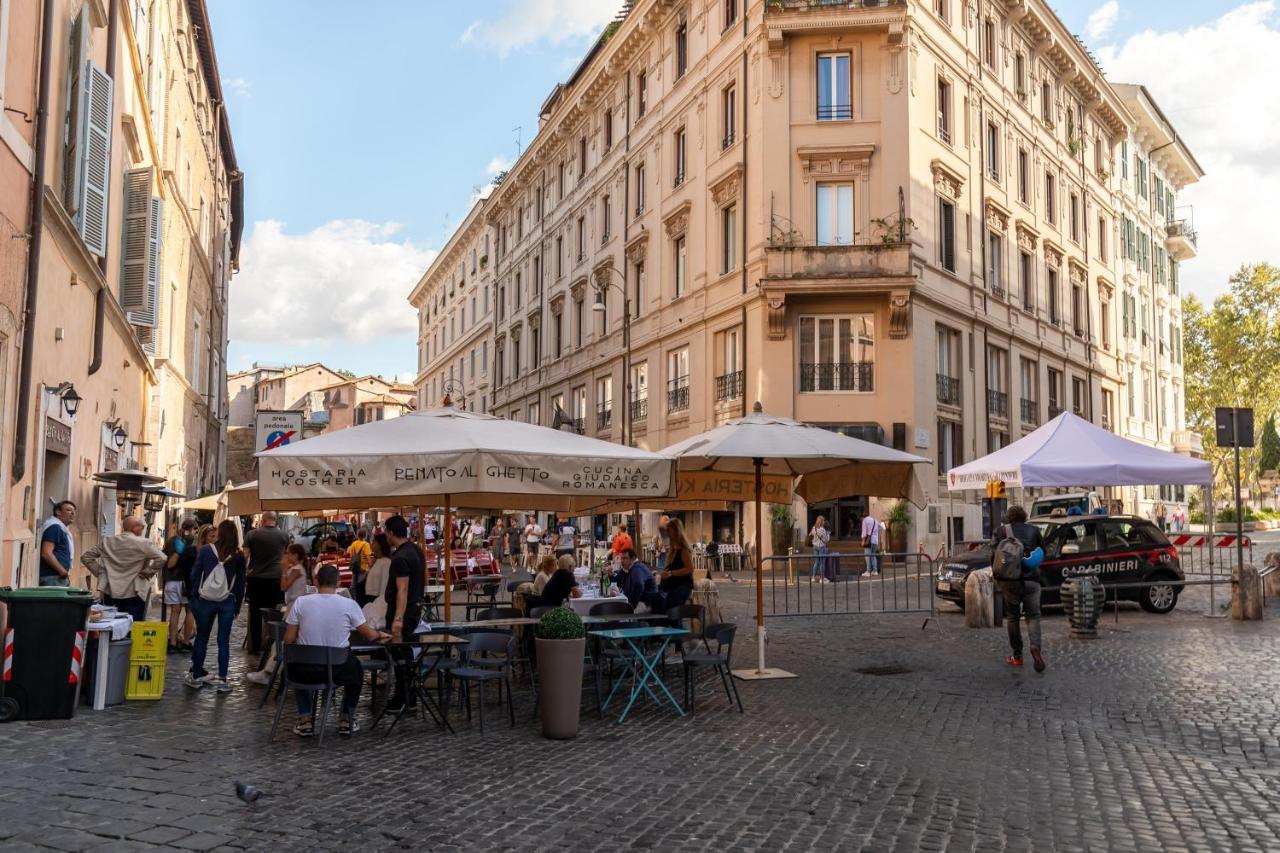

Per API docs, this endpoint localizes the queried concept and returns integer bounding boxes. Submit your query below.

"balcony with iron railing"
[667,378,690,412]
[596,405,612,431]
[715,370,744,403]
[1048,403,1063,419]
[987,389,1009,419]
[1020,398,1038,425]
[1166,219,1198,261]
[1101,414,1114,432]
[768,0,905,12]
[631,396,648,422]
[799,362,874,393]
[936,374,961,406]
[722,131,736,150]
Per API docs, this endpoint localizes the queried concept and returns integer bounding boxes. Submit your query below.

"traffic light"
[984,480,1006,499]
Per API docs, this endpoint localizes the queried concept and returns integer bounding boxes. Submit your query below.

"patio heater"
[92,468,165,514]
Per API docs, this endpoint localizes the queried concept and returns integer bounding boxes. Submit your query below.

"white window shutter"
[76,61,113,256]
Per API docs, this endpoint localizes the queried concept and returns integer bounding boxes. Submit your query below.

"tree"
[1183,263,1280,501]
[1259,416,1280,476]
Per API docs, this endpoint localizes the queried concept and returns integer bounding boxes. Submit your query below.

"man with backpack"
[989,505,1047,672]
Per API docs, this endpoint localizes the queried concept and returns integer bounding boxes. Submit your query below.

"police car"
[935,514,1185,613]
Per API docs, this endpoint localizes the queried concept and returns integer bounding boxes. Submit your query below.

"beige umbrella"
[256,403,675,620]
[659,403,929,679]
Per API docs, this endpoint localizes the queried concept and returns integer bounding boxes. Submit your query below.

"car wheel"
[1139,578,1179,614]
[0,696,20,723]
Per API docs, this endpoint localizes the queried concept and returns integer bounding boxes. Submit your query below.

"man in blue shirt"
[39,501,76,586]
[610,548,664,613]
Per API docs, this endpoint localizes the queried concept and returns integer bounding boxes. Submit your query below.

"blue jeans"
[655,551,668,571]
[190,596,236,679]
[810,546,829,578]
[39,575,70,587]
[864,542,880,574]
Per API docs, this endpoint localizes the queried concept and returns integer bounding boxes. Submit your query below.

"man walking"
[80,516,166,620]
[522,514,542,570]
[992,505,1047,672]
[244,511,289,655]
[860,510,882,576]
[39,501,77,587]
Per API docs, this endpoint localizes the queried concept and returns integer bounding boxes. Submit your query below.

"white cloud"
[1098,2,1280,299]
[1086,1,1120,40]
[222,77,251,98]
[461,0,625,56]
[229,220,437,347]
[486,155,512,177]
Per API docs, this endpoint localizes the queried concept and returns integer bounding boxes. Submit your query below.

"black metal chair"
[268,644,348,745]
[589,601,640,701]
[257,621,286,709]
[680,623,744,714]
[447,632,516,732]
[349,631,393,708]
[475,606,524,622]
[663,603,706,676]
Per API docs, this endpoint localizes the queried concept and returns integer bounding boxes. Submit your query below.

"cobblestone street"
[2,580,1278,852]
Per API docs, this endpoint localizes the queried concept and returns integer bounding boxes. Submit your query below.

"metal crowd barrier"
[762,552,935,617]
[1172,534,1254,575]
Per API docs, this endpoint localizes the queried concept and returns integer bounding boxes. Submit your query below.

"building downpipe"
[12,0,57,483]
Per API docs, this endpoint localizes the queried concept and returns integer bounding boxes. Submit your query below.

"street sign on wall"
[255,411,304,454]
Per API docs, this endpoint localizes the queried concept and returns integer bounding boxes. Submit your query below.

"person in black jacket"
[990,505,1047,672]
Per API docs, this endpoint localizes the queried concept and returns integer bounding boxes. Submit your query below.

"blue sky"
[209,0,1277,379]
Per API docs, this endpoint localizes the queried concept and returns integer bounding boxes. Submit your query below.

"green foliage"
[1183,263,1280,500]
[887,500,911,529]
[335,369,356,379]
[535,606,585,640]
[769,504,793,528]
[1259,416,1280,476]
[1215,506,1259,523]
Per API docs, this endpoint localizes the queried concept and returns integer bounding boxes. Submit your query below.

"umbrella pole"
[443,496,452,624]
[755,458,765,672]
[733,457,796,681]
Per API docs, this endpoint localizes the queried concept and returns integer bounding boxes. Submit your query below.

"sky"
[207,0,1279,381]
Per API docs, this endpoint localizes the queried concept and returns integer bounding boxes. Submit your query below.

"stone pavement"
[1,581,1278,852]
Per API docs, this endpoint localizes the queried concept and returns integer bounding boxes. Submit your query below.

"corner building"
[415,0,1201,554]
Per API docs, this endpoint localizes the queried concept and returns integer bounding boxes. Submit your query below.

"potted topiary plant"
[535,607,586,739]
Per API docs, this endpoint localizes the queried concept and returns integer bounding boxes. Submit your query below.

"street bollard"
[1232,565,1263,621]
[963,568,995,628]
[1062,576,1105,638]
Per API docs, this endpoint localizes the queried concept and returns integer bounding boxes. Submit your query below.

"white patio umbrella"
[256,404,675,620]
[659,403,929,679]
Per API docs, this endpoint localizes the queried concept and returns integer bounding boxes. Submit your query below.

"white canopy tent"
[946,412,1212,490]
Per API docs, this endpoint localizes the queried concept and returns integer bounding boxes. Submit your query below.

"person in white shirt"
[555,519,576,558]
[808,515,832,583]
[860,511,883,576]
[523,514,543,570]
[283,563,389,737]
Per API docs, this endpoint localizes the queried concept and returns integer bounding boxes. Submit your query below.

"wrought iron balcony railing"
[936,374,961,406]
[799,362,874,393]
[715,371,744,402]
[987,389,1008,419]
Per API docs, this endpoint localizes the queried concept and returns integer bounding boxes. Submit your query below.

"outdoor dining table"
[590,626,689,723]
[361,633,467,736]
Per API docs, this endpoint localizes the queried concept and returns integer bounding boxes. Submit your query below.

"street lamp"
[590,265,632,448]
[112,427,127,449]
[50,382,81,418]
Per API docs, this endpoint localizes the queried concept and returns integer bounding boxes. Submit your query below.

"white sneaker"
[244,670,271,686]
[183,672,204,690]
[214,678,232,693]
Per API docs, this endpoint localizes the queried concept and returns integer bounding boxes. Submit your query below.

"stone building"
[1,0,241,585]
[412,0,1202,553]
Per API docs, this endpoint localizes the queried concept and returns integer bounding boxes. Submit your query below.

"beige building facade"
[414,0,1202,554]
[0,0,240,586]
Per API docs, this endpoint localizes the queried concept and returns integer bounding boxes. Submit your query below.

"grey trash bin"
[83,638,132,707]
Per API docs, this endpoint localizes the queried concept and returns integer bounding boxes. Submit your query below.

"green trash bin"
[0,586,94,722]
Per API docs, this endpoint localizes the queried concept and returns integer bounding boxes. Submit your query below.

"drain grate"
[854,664,912,676]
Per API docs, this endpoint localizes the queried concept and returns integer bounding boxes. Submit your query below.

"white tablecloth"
[86,613,133,641]
[566,595,629,615]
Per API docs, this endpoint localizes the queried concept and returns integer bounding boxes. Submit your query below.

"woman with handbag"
[808,516,831,583]
[185,520,247,692]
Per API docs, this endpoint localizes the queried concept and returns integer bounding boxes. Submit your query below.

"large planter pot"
[887,524,908,556]
[536,636,585,739]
